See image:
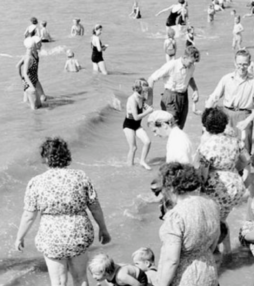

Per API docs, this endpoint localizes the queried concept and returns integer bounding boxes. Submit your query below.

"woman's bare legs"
[98,61,108,75]
[26,88,42,110]
[123,128,137,166]
[44,256,68,286]
[68,252,89,286]
[36,81,47,102]
[136,128,151,170]
[92,63,99,73]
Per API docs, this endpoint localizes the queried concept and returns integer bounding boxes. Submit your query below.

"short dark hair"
[161,162,201,195]
[40,137,72,168]
[184,46,200,62]
[30,17,38,25]
[235,49,251,63]
[202,107,228,134]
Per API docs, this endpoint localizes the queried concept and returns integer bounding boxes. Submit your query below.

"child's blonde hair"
[132,247,155,263]
[167,28,175,39]
[89,253,115,276]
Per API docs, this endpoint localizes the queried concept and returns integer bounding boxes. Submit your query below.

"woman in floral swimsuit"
[15,137,111,286]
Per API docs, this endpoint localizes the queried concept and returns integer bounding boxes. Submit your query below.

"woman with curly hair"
[156,162,220,286]
[197,107,246,254]
[15,137,111,286]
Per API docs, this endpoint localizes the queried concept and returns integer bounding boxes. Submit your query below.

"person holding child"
[89,253,148,286]
[155,162,220,286]
[64,49,81,72]
[132,247,158,286]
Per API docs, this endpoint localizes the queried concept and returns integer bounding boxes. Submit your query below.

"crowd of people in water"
[14,0,254,285]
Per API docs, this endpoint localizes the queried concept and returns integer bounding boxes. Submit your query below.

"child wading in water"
[64,50,81,72]
[207,4,216,22]
[232,15,244,50]
[186,26,195,47]
[89,253,148,286]
[163,28,177,62]
[40,20,52,42]
[132,248,158,286]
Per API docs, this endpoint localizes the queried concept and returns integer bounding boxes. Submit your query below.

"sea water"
[0,0,254,285]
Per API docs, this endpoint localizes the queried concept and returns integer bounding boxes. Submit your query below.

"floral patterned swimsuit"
[24,168,98,259]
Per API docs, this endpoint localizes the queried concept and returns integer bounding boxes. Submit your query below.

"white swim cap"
[148,110,174,124]
[23,36,41,49]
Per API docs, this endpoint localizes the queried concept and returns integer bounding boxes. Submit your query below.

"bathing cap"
[148,110,173,124]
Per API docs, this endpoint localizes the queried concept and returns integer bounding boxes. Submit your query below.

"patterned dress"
[24,168,98,259]
[159,195,220,286]
[198,132,245,221]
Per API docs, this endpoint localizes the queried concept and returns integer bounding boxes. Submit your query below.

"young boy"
[232,15,244,50]
[207,4,216,22]
[89,253,147,286]
[40,20,52,42]
[163,28,177,62]
[64,49,81,72]
[132,248,158,286]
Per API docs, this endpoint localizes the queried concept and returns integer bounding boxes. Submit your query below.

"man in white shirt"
[206,49,254,154]
[148,46,200,129]
[147,110,193,164]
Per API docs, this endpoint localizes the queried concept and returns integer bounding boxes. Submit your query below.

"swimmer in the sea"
[71,18,84,36]
[123,79,153,170]
[64,50,81,72]
[91,24,108,75]
[39,20,52,42]
[129,1,142,19]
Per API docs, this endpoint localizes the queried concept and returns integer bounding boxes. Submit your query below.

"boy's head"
[41,20,47,27]
[30,17,38,25]
[167,28,175,39]
[89,254,116,282]
[235,15,241,23]
[66,49,74,58]
[132,247,155,271]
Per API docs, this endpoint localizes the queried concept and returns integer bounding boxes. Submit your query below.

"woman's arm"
[15,210,38,251]
[16,57,25,79]
[156,6,172,16]
[128,97,153,121]
[158,242,181,286]
[88,200,111,244]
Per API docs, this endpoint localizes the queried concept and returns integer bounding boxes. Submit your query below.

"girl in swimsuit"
[91,24,108,75]
[123,79,153,170]
[89,253,148,286]
[16,36,45,110]
[129,1,142,19]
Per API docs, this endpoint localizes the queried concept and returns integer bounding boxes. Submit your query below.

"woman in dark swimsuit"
[156,0,185,34]
[91,24,108,75]
[17,36,43,110]
[123,79,153,170]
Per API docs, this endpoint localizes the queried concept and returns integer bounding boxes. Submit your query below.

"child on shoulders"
[163,28,177,62]
[64,50,81,72]
[89,253,147,286]
[132,247,158,286]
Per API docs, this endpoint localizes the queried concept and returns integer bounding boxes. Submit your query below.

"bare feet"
[140,161,152,170]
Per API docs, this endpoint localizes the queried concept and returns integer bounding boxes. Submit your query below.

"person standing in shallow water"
[15,137,111,286]
[123,79,153,170]
[91,24,108,75]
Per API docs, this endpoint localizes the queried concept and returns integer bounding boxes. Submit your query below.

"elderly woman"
[15,137,111,286]
[16,36,46,110]
[156,162,220,286]
[197,107,246,253]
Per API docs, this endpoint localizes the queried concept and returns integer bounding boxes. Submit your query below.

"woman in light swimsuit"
[17,36,44,110]
[70,18,84,36]
[123,79,153,170]
[91,24,108,75]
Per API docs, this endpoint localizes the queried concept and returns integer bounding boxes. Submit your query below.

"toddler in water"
[40,21,52,42]
[163,28,177,62]
[132,247,158,286]
[64,50,81,72]
[207,4,216,22]
[232,15,244,50]
[186,26,195,47]
[89,253,147,286]
[71,18,84,36]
